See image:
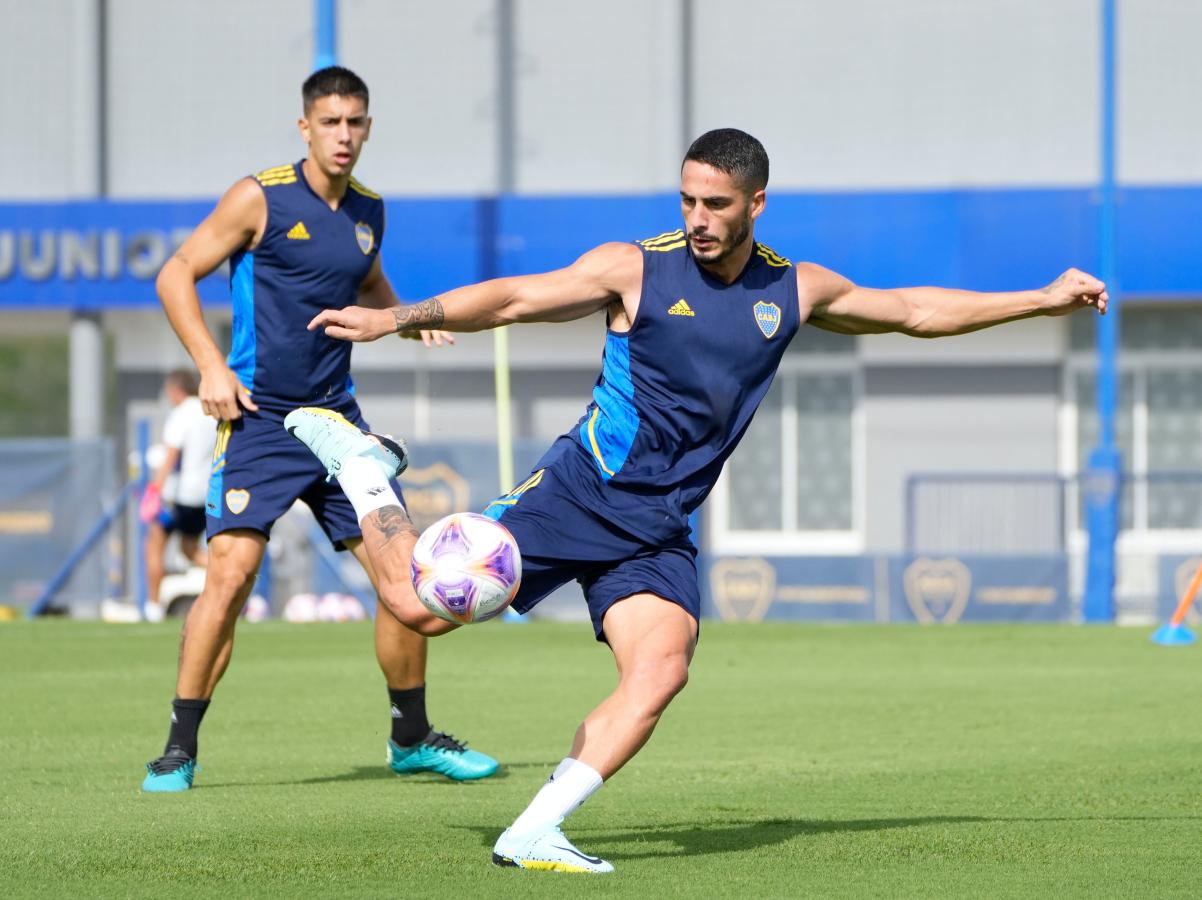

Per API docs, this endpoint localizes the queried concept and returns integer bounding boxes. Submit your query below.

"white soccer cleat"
[283,407,408,483]
[491,825,614,874]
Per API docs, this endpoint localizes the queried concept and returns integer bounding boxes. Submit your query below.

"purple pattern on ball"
[429,516,471,557]
[470,539,517,585]
[431,574,477,615]
[411,513,521,623]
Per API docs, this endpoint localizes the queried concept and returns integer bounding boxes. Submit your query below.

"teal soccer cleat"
[283,407,408,483]
[492,824,614,874]
[387,730,498,781]
[142,748,198,792]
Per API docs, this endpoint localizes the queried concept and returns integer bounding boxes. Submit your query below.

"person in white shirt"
[141,369,217,618]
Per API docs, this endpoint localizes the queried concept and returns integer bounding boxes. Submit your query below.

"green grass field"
[1,620,1200,898]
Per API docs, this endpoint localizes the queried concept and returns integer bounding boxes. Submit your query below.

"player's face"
[298,94,372,178]
[679,161,765,266]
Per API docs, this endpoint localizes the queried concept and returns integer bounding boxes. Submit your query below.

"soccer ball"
[411,513,521,624]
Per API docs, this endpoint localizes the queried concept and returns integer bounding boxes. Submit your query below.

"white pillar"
[69,312,104,439]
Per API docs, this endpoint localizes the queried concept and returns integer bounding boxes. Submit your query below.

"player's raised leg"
[492,593,696,873]
[283,407,449,636]
[142,529,265,792]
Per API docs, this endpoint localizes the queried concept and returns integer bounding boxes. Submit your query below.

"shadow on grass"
[201,759,558,788]
[460,813,1202,861]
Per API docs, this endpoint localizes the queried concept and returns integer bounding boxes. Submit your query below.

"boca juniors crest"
[225,489,250,515]
[903,557,971,624]
[399,462,471,532]
[753,301,781,339]
[354,222,374,255]
[709,558,776,622]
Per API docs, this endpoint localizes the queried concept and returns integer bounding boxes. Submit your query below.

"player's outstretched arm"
[156,179,263,419]
[310,242,642,342]
[355,255,456,348]
[800,263,1108,338]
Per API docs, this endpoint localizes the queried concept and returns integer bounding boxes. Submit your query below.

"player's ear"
[363,116,372,141]
[298,115,311,144]
[749,189,766,220]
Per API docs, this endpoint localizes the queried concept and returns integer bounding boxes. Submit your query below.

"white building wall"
[106,0,310,198]
[341,0,498,195]
[3,1,1202,199]
[693,0,1100,189]
[1118,0,1202,184]
[0,1,99,198]
[513,0,684,193]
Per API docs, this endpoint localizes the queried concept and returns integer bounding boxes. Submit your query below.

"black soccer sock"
[164,698,210,759]
[388,685,431,746]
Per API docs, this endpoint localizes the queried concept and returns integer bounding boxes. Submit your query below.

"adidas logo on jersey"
[668,298,695,317]
[287,221,311,240]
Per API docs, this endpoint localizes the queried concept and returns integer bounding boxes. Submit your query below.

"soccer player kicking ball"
[286,128,1106,872]
[142,66,496,792]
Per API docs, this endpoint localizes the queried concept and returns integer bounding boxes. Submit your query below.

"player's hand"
[400,329,456,348]
[199,363,258,421]
[308,306,393,342]
[138,483,162,524]
[1039,268,1108,317]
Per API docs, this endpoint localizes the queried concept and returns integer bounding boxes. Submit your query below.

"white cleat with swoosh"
[492,825,614,874]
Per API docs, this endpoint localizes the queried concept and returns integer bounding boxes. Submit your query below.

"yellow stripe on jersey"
[211,420,232,474]
[254,165,296,184]
[638,229,684,247]
[644,239,687,253]
[348,177,381,199]
[755,243,791,267]
[484,468,546,512]
[586,408,615,476]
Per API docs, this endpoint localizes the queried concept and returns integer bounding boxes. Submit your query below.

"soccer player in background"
[287,128,1107,871]
[141,66,497,791]
[140,368,216,622]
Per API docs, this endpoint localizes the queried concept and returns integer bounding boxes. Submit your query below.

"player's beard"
[692,215,752,266]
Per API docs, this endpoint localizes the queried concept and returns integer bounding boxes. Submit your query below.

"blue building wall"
[2,186,1200,309]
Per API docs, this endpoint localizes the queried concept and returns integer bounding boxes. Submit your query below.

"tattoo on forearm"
[367,505,420,545]
[393,297,444,333]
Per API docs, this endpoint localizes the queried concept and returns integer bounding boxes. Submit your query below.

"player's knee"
[626,654,690,713]
[199,559,259,615]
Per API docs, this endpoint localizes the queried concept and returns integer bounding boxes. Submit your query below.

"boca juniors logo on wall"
[709,558,776,622]
[903,557,971,624]
[753,301,781,339]
[354,222,374,255]
[399,463,471,532]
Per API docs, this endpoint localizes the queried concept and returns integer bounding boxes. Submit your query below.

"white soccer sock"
[336,456,404,524]
[507,758,604,838]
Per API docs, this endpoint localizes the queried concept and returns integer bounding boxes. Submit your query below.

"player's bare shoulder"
[794,261,854,322]
[198,176,269,253]
[581,241,643,289]
[578,242,644,330]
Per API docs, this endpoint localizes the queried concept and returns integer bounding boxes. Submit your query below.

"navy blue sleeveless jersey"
[535,230,800,545]
[227,161,385,408]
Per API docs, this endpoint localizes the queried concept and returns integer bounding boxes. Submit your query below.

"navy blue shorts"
[483,465,700,642]
[156,503,206,537]
[205,400,404,549]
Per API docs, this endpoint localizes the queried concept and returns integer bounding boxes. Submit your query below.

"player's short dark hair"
[683,128,769,193]
[165,368,199,396]
[302,66,369,113]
